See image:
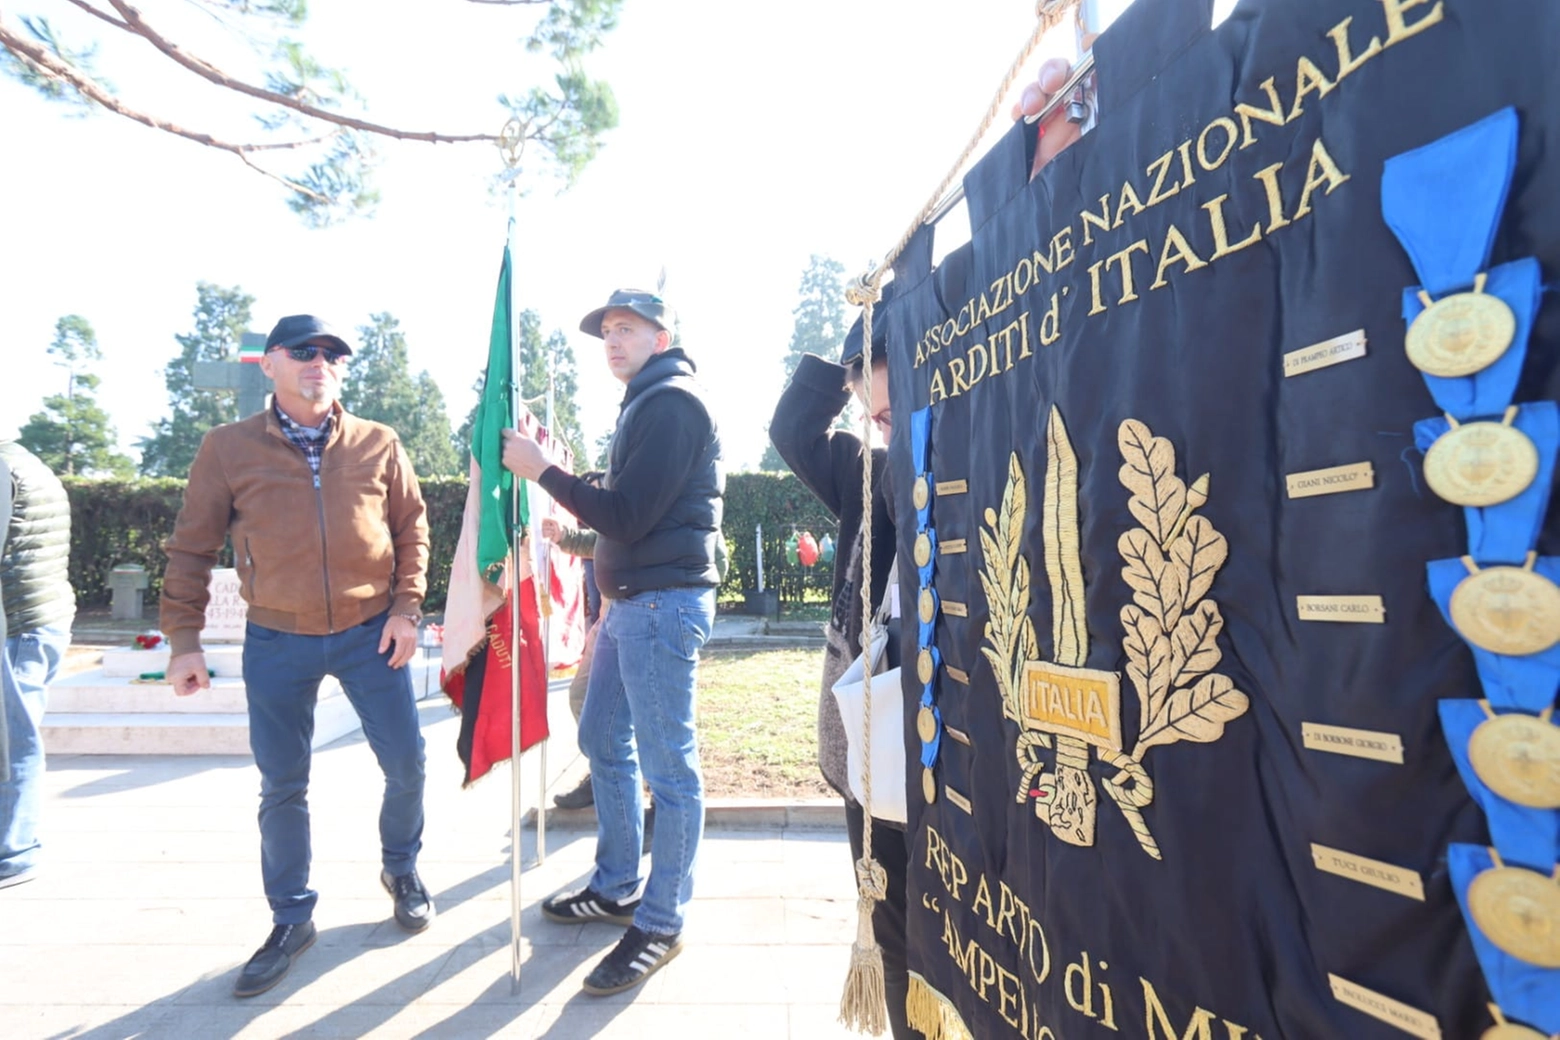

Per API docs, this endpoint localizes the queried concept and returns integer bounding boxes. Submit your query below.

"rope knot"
[845,273,883,308]
[855,854,888,902]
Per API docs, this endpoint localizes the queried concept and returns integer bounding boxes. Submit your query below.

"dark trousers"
[844,800,912,1040]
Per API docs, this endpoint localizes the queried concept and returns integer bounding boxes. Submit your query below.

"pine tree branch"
[103,0,499,144]
[60,0,130,32]
[0,16,331,201]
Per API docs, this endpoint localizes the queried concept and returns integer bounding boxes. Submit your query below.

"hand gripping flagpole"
[497,117,527,992]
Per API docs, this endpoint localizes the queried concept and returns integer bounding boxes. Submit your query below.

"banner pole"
[506,200,526,993]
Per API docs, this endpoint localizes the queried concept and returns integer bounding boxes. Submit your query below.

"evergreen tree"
[341,312,459,476]
[759,254,848,471]
[17,314,133,477]
[138,283,253,477]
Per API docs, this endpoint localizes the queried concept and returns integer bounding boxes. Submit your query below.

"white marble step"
[101,644,244,678]
[44,689,364,755]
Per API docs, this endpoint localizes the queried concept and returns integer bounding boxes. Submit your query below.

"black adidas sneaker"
[582,925,684,995]
[541,886,640,927]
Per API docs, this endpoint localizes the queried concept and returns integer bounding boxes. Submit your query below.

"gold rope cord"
[838,3,1082,1031]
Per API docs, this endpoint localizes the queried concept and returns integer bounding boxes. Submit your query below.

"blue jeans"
[1,622,70,879]
[579,586,714,936]
[242,612,426,925]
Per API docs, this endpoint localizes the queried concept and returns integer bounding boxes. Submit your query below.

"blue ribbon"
[920,645,942,767]
[1403,258,1543,420]
[1439,700,1560,870]
[916,526,938,590]
[1415,402,1559,565]
[918,585,939,647]
[911,406,931,475]
[1448,844,1560,1033]
[1381,107,1518,295]
[1426,557,1560,713]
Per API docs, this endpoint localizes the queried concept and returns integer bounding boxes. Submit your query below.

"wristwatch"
[395,611,422,625]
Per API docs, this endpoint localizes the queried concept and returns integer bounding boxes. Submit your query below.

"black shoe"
[553,773,594,809]
[381,869,435,932]
[582,925,683,996]
[541,886,640,926]
[233,921,316,998]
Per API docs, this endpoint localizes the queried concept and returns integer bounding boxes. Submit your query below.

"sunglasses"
[273,344,348,364]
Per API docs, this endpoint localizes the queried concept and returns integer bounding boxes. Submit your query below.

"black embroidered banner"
[883,1,1560,1037]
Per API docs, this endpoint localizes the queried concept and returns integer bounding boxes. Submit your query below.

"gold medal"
[918,588,937,625]
[1467,855,1560,968]
[914,532,933,569]
[1423,407,1538,507]
[922,767,937,804]
[1405,275,1516,378]
[1469,705,1560,809]
[1481,1005,1553,1040]
[917,648,935,685]
[1450,554,1560,657]
[913,476,930,511]
[917,705,938,743]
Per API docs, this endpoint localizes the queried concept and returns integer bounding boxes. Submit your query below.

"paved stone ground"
[1,674,873,1039]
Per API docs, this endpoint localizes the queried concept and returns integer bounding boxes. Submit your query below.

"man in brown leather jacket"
[160,314,432,998]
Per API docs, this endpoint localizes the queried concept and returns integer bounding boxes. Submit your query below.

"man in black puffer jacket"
[502,288,723,998]
[0,439,76,890]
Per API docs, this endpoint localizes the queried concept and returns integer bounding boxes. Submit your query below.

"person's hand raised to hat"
[502,427,551,481]
[1013,55,1087,179]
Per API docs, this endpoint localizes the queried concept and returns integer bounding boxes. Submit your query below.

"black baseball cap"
[840,279,899,366]
[579,289,674,338]
[265,314,352,355]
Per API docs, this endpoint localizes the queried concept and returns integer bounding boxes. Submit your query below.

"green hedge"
[61,472,836,611]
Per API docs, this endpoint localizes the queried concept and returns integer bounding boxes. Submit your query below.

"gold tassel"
[906,973,975,1040]
[838,892,888,1034]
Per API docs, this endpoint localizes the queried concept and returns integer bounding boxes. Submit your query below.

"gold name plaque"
[1286,462,1375,499]
[1302,723,1405,764]
[1297,595,1386,623]
[1311,843,1425,901]
[1328,975,1442,1040]
[1283,329,1368,377]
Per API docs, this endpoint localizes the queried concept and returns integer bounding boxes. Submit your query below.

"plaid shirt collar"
[273,401,335,474]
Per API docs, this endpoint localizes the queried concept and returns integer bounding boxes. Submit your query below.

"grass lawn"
[697,648,834,799]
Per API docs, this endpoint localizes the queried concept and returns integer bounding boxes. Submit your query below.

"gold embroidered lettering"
[1104,240,1151,305]
[1381,0,1445,48]
[1144,148,1184,208]
[929,369,949,405]
[1013,256,1035,295]
[1328,16,1382,81]
[1039,294,1061,347]
[1234,76,1287,148]
[1081,194,1113,246]
[1202,194,1263,261]
[1087,260,1107,316]
[1250,161,1291,234]
[1176,140,1197,189]
[948,357,970,397]
[1050,226,1076,271]
[1292,137,1351,220]
[1112,180,1146,227]
[1197,117,1238,171]
[1150,224,1209,289]
[1288,56,1336,120]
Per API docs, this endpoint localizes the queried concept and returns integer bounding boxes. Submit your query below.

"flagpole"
[503,160,526,993]
[538,349,558,867]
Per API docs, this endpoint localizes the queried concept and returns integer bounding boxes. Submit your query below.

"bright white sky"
[0,0,1227,470]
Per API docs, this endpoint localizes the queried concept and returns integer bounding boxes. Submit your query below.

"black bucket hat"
[839,279,899,366]
[264,314,352,355]
[579,289,674,338]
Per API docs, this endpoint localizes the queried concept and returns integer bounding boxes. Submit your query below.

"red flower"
[134,633,163,650]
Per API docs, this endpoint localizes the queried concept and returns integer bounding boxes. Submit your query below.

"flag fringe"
[905,973,974,1040]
